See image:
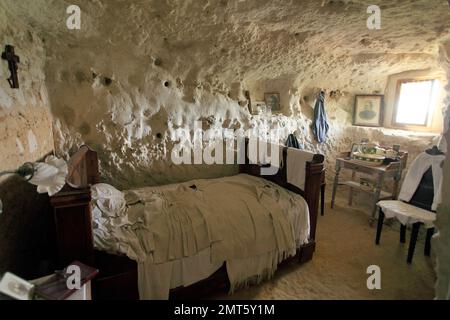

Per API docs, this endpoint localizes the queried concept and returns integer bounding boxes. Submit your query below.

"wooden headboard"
[65,145,100,188]
[50,145,99,268]
[50,144,324,268]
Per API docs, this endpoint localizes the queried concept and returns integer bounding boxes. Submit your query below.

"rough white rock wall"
[2,0,448,185]
[0,7,55,277]
[4,0,445,188]
[434,41,450,300]
[44,53,446,189]
[0,9,53,172]
[28,0,449,189]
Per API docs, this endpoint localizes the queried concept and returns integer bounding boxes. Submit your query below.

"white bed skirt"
[92,174,310,299]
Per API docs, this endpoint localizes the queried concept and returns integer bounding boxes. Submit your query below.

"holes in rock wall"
[329,90,341,99]
[75,70,87,83]
[154,57,162,66]
[156,132,163,139]
[163,81,170,88]
[323,0,347,6]
[91,71,112,86]
[102,77,113,86]
[206,115,215,125]
[79,122,91,135]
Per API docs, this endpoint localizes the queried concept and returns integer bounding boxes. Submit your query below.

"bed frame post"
[50,145,99,269]
[304,158,325,241]
[295,155,324,262]
[50,189,94,268]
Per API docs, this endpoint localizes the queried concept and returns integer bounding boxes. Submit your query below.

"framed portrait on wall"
[249,101,266,115]
[353,94,384,127]
[264,92,281,112]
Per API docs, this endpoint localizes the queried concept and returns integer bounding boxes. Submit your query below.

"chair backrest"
[409,166,434,211]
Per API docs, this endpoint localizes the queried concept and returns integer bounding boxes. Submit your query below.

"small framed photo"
[353,95,384,127]
[0,272,35,300]
[264,92,281,112]
[249,101,266,115]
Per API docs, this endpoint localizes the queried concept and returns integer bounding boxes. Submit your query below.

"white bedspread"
[92,174,310,299]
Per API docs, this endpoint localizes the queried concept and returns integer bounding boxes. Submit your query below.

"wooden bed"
[49,143,324,300]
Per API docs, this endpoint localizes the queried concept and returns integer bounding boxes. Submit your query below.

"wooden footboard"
[50,144,324,299]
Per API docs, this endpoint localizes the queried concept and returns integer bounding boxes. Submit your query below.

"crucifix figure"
[1,45,20,89]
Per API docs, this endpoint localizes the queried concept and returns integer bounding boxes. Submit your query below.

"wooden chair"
[375,166,436,263]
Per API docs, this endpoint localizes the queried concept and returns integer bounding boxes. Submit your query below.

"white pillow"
[91,183,126,217]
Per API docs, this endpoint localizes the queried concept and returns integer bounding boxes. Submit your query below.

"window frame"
[392,78,438,128]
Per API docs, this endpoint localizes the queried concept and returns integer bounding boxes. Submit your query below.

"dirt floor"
[213,190,436,300]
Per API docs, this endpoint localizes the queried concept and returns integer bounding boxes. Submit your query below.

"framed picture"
[0,272,35,300]
[353,95,384,127]
[249,101,266,115]
[264,92,281,112]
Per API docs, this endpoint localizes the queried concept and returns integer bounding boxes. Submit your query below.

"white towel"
[377,200,436,228]
[286,148,314,190]
[398,152,445,211]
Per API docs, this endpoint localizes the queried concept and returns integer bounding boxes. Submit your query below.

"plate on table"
[351,152,385,167]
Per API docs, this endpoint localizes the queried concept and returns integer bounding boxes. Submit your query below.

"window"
[393,79,440,127]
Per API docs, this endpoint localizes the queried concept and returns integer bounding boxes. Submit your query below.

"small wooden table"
[31,261,98,300]
[331,151,408,219]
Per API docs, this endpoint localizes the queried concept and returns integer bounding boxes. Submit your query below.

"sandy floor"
[213,192,436,300]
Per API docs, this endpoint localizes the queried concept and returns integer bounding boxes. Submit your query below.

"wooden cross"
[1,45,20,89]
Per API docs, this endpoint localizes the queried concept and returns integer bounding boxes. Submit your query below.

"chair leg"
[407,223,421,264]
[400,224,406,243]
[348,187,353,206]
[424,228,434,256]
[375,208,384,245]
[321,184,325,216]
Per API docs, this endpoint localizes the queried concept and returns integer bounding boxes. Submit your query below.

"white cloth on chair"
[398,152,445,211]
[377,200,436,228]
[287,148,314,190]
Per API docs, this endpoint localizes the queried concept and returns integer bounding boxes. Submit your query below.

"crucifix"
[1,45,20,89]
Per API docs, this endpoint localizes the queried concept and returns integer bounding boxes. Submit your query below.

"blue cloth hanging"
[312,91,329,143]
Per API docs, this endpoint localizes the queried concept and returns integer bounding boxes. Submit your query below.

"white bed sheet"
[138,201,308,299]
[92,174,310,299]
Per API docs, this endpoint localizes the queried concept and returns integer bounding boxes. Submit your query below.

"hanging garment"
[312,91,329,143]
[398,151,445,211]
[285,134,301,149]
[438,134,447,154]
